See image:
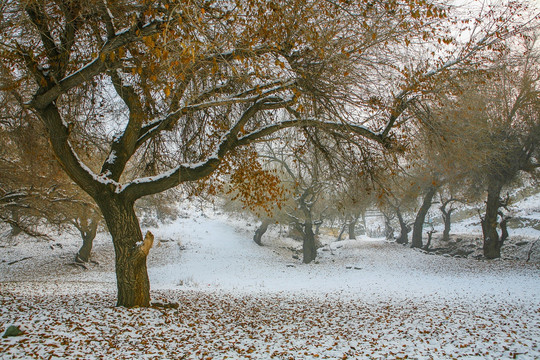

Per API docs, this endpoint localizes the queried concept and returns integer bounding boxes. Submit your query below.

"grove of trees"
[1,0,538,307]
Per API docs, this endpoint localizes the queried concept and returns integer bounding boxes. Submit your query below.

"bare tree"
[438,191,465,242]
[257,139,331,264]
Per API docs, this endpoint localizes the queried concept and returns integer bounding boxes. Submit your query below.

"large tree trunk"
[253,219,270,246]
[98,198,153,307]
[302,220,317,264]
[411,186,437,249]
[482,180,504,259]
[395,208,409,244]
[348,215,357,240]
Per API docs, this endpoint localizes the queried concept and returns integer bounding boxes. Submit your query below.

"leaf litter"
[1,205,539,359]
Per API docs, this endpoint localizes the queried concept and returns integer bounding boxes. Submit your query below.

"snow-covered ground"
[1,204,539,359]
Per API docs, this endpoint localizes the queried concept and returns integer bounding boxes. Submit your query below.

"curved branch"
[135,80,296,149]
[121,96,294,201]
[36,104,104,199]
[237,118,384,147]
[119,157,221,202]
[101,70,146,180]
[29,20,167,110]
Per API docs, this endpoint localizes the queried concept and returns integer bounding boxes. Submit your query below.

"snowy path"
[149,216,283,291]
[147,215,540,305]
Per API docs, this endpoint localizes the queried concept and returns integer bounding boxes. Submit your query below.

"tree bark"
[302,220,317,264]
[76,231,95,263]
[75,213,100,263]
[395,208,409,244]
[441,208,453,242]
[482,180,504,259]
[253,219,270,246]
[348,215,357,240]
[411,186,437,249]
[97,197,152,307]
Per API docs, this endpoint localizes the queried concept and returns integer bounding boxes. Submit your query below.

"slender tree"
[411,182,439,248]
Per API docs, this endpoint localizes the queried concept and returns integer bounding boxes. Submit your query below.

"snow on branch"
[237,118,384,147]
[29,19,169,110]
[135,80,296,148]
[118,156,220,201]
[133,231,154,264]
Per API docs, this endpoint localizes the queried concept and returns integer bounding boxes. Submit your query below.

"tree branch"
[36,104,106,198]
[101,70,146,181]
[237,118,384,147]
[134,80,295,149]
[29,19,168,110]
[121,96,294,201]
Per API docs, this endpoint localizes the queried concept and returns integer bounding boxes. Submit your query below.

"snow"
[509,192,540,237]
[147,215,538,302]
[430,189,540,240]
[1,204,539,359]
[105,150,117,165]
[116,156,219,194]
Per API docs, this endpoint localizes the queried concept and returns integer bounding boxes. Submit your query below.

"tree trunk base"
[483,238,502,259]
[253,219,270,246]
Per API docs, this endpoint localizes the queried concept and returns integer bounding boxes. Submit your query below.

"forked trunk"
[482,180,504,259]
[411,186,437,249]
[98,198,153,307]
[424,229,436,251]
[76,232,95,263]
[441,209,452,242]
[75,214,99,263]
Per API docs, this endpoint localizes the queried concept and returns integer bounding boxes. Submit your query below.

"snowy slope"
[147,213,539,303]
[1,205,540,359]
